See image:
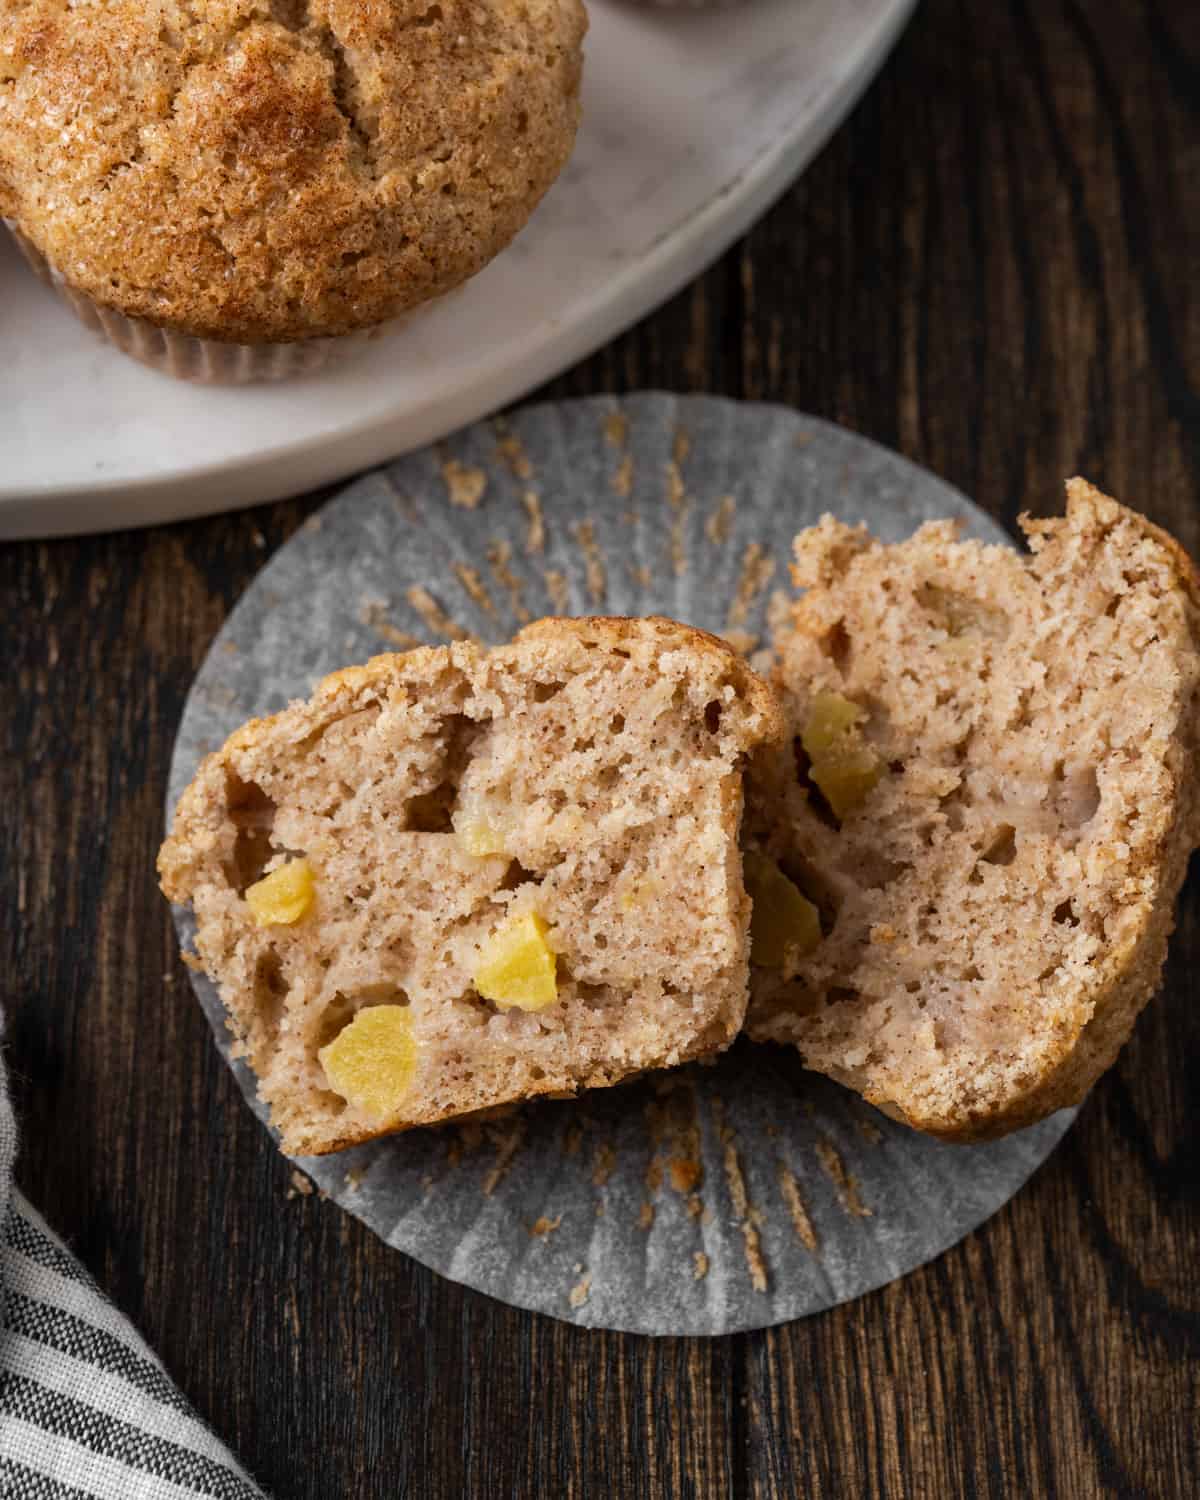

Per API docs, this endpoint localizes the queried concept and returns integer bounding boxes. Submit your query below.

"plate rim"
[0,0,918,537]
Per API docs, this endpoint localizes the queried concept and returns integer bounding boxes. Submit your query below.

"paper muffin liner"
[6,220,380,384]
[167,393,1076,1334]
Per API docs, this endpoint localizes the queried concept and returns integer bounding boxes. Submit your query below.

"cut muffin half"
[160,616,783,1155]
[745,480,1200,1140]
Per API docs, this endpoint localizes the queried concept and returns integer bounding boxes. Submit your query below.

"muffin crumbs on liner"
[573,522,607,605]
[714,1099,769,1293]
[776,1162,819,1253]
[442,458,487,512]
[815,1139,873,1218]
[855,1112,885,1145]
[543,569,570,614]
[494,421,534,481]
[706,495,736,546]
[670,508,690,579]
[405,585,472,642]
[452,562,499,620]
[481,1117,529,1197]
[592,1142,617,1188]
[727,544,776,631]
[287,1169,314,1199]
[484,540,532,624]
[666,461,687,513]
[358,599,422,651]
[521,492,546,554]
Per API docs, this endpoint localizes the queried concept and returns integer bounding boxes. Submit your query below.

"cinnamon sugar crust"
[0,0,586,342]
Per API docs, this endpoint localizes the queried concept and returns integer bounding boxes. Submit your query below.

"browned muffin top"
[0,0,586,342]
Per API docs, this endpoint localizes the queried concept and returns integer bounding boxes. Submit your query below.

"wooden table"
[4,2,1197,1495]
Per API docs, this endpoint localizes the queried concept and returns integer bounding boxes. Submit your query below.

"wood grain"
[2,1,1197,1495]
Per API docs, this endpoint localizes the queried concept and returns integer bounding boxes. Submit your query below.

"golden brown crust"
[513,615,788,747]
[160,619,782,905]
[1,0,586,342]
[1046,479,1200,608]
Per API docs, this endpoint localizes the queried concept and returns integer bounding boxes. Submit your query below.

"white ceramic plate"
[0,0,916,538]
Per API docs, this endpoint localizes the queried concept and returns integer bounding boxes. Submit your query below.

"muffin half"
[160,617,783,1155]
[745,482,1200,1140]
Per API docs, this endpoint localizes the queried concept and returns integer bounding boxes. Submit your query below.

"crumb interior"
[746,485,1200,1134]
[162,620,777,1153]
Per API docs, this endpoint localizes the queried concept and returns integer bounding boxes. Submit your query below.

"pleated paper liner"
[168,394,1074,1334]
[6,220,397,384]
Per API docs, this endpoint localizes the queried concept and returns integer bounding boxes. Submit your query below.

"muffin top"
[0,0,586,343]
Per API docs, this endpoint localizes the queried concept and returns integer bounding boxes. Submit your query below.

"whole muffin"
[0,0,587,381]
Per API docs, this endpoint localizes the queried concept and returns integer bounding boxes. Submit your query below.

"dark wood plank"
[732,1,1200,1495]
[1,0,1197,1496]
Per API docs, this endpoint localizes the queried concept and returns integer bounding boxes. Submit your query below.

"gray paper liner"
[168,393,1075,1335]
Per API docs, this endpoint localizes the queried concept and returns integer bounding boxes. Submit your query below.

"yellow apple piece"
[318,1005,418,1121]
[800,692,882,820]
[474,912,558,1011]
[744,852,822,968]
[244,859,314,927]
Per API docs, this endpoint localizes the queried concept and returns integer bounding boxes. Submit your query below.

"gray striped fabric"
[0,1051,265,1499]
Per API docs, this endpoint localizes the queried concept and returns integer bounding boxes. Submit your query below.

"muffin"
[0,0,586,382]
[744,482,1200,1140]
[159,617,783,1155]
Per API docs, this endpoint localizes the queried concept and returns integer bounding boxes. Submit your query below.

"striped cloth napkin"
[0,1047,266,1498]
